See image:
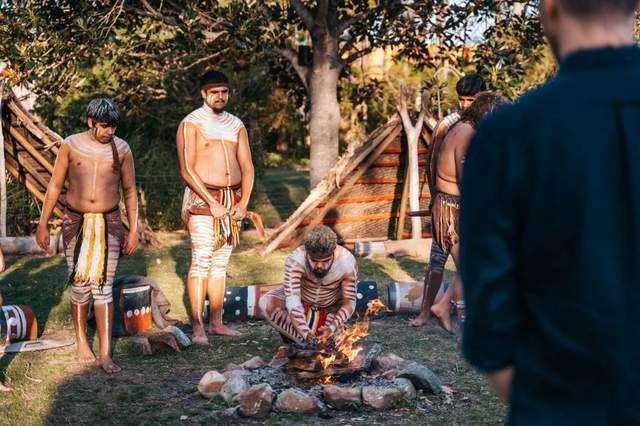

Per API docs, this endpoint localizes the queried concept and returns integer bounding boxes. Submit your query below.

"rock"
[220,372,250,403]
[323,385,362,409]
[163,325,191,348]
[362,386,403,410]
[393,378,417,399]
[198,371,227,398]
[381,369,400,380]
[372,352,411,373]
[223,368,251,380]
[240,356,265,370]
[274,388,320,414]
[146,331,181,352]
[398,362,443,394]
[223,362,243,372]
[237,383,273,418]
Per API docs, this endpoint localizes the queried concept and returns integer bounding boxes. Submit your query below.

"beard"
[206,94,226,113]
[312,268,329,278]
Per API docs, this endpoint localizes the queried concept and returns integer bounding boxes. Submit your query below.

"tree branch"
[338,1,402,34]
[341,45,374,66]
[278,47,309,90]
[316,0,329,28]
[290,0,315,29]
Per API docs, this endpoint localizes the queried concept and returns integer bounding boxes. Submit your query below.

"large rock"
[237,383,273,418]
[362,386,403,410]
[240,356,266,370]
[398,362,443,394]
[393,378,417,399]
[223,368,251,380]
[372,352,411,373]
[323,385,362,409]
[274,388,320,414]
[220,372,250,403]
[198,370,227,398]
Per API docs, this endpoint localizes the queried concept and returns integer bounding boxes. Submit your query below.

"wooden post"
[0,83,7,237]
[397,87,430,240]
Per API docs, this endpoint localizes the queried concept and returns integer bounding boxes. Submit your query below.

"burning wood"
[286,299,390,381]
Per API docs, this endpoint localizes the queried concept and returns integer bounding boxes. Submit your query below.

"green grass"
[0,168,505,425]
[0,232,505,425]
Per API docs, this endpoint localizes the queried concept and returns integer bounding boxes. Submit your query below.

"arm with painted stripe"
[36,143,71,253]
[231,126,254,220]
[283,256,312,340]
[176,122,227,218]
[120,151,139,255]
[327,270,358,332]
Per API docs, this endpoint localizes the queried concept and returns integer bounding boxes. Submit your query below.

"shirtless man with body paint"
[177,70,254,344]
[36,97,139,373]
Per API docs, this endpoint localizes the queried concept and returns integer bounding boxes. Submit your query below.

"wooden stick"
[6,126,55,174]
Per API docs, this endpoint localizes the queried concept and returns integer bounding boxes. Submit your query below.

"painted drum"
[0,305,38,342]
[387,281,449,313]
[206,282,379,322]
[121,285,153,336]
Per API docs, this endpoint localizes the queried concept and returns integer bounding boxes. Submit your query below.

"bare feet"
[409,310,431,327]
[0,383,11,392]
[191,324,209,345]
[208,324,241,337]
[77,340,97,364]
[430,303,454,334]
[99,356,122,374]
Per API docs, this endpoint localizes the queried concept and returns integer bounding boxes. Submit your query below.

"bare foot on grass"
[99,356,122,374]
[431,303,454,334]
[208,324,241,337]
[77,340,96,364]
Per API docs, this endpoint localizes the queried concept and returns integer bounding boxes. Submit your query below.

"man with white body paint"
[176,70,254,344]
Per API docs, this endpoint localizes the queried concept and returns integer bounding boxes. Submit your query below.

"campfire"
[197,299,445,419]
[286,299,388,382]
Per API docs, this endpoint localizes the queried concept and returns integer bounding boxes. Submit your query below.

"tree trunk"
[308,31,341,188]
[0,86,6,237]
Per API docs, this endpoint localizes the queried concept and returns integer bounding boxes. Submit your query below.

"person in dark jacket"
[460,0,640,424]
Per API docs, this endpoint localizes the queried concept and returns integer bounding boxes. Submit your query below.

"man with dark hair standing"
[411,73,486,327]
[36,97,139,374]
[259,225,358,345]
[177,70,254,343]
[461,0,640,423]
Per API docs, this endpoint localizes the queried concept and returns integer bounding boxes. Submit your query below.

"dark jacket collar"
[560,45,640,72]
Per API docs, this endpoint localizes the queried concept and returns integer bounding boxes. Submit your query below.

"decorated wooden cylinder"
[121,285,153,336]
[387,281,449,313]
[207,281,380,322]
[0,305,38,342]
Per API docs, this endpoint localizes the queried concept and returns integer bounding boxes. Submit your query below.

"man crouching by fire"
[260,225,358,347]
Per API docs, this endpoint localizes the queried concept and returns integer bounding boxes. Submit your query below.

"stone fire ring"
[197,347,444,419]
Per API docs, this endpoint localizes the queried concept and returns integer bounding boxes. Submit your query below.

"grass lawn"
[0,169,506,425]
[0,232,505,425]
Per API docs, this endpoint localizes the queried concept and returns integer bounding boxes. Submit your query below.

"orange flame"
[319,298,389,369]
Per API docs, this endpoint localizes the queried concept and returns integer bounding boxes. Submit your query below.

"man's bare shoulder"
[444,122,474,147]
[287,246,307,267]
[113,136,131,157]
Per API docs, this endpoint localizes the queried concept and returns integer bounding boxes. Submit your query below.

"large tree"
[1,1,548,187]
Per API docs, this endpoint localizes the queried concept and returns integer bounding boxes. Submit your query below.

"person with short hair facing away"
[460,0,640,423]
[177,70,254,344]
[36,97,139,374]
[260,226,358,346]
[411,73,486,327]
